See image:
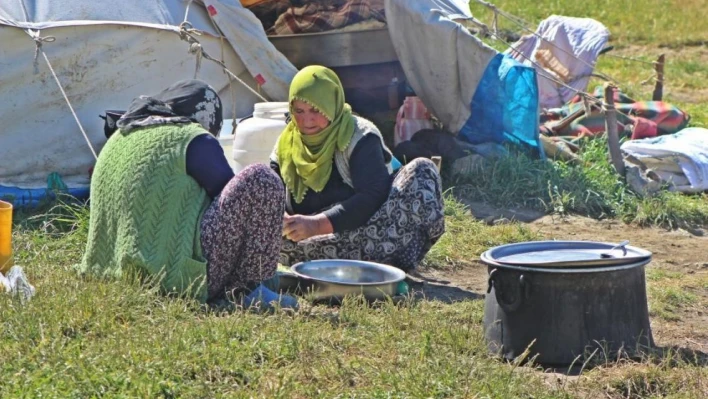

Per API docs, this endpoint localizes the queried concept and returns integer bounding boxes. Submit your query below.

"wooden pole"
[604,84,626,177]
[431,156,442,173]
[652,54,665,101]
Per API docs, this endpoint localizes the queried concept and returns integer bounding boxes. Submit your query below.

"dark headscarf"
[114,79,223,136]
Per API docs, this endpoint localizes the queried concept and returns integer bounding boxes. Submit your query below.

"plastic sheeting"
[0,0,296,203]
[460,53,541,151]
[385,0,540,153]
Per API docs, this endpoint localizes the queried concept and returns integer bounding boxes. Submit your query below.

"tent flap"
[204,0,296,101]
[386,0,540,153]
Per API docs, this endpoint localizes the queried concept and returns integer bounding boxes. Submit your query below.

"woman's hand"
[283,213,333,242]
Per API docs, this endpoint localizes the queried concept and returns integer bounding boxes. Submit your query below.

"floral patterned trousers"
[200,164,285,300]
[279,158,445,271]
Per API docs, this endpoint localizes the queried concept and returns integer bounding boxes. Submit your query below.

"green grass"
[468,0,708,47]
[3,206,707,398]
[649,285,699,321]
[645,268,706,322]
[461,0,708,228]
[449,137,708,229]
[422,194,539,268]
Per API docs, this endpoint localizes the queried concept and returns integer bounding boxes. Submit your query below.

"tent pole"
[652,54,665,101]
[603,84,625,177]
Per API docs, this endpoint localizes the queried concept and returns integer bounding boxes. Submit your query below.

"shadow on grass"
[541,344,708,376]
[650,345,708,367]
[275,271,484,307]
[406,273,484,304]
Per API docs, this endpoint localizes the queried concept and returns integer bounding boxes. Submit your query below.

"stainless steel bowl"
[290,260,406,301]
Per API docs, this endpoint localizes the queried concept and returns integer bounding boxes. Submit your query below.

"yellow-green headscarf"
[276,65,355,203]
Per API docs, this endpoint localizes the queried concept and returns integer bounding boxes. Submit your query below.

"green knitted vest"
[79,123,211,302]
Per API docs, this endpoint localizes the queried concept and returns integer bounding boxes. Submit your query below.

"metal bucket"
[481,241,654,366]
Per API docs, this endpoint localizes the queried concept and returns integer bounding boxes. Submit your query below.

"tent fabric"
[385,0,540,152]
[203,0,296,99]
[1,0,296,99]
[506,15,610,110]
[0,0,214,30]
[0,0,296,203]
[385,0,496,135]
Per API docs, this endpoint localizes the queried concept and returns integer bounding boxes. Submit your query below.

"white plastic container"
[232,102,289,173]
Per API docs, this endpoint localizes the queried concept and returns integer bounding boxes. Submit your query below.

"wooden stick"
[604,84,626,177]
[548,101,601,135]
[652,54,665,101]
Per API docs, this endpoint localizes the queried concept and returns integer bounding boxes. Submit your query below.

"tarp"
[506,15,610,109]
[385,0,541,152]
[0,0,297,205]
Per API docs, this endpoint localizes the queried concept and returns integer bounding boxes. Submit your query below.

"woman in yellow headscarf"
[271,66,444,271]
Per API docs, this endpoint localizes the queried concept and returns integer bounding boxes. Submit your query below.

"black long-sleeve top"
[185,134,235,199]
[270,134,393,233]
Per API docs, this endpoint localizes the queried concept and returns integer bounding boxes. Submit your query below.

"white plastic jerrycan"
[232,102,289,173]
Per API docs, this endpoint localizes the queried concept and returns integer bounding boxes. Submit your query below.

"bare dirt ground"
[416,204,708,354]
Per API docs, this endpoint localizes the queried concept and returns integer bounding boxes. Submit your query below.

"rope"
[491,8,499,38]
[184,0,240,128]
[582,96,593,116]
[178,2,269,103]
[640,74,665,85]
[177,22,268,102]
[29,30,55,73]
[472,0,621,84]
[604,53,658,66]
[27,30,98,160]
[183,0,194,24]
[473,0,530,28]
[17,0,97,160]
[16,0,30,21]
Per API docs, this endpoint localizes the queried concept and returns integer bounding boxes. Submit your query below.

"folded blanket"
[272,0,385,35]
[621,127,708,193]
[542,85,690,140]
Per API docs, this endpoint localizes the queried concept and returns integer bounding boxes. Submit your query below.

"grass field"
[463,0,708,229]
[2,1,707,397]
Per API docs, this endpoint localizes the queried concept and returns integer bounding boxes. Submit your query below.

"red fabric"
[542,86,689,140]
[394,97,433,146]
[630,117,658,140]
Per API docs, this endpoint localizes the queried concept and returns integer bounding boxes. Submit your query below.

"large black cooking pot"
[481,240,654,366]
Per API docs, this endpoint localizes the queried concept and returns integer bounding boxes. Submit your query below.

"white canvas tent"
[0,0,297,203]
[1,0,540,205]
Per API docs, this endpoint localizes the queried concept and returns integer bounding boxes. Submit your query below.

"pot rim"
[481,240,652,269]
[480,254,651,273]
